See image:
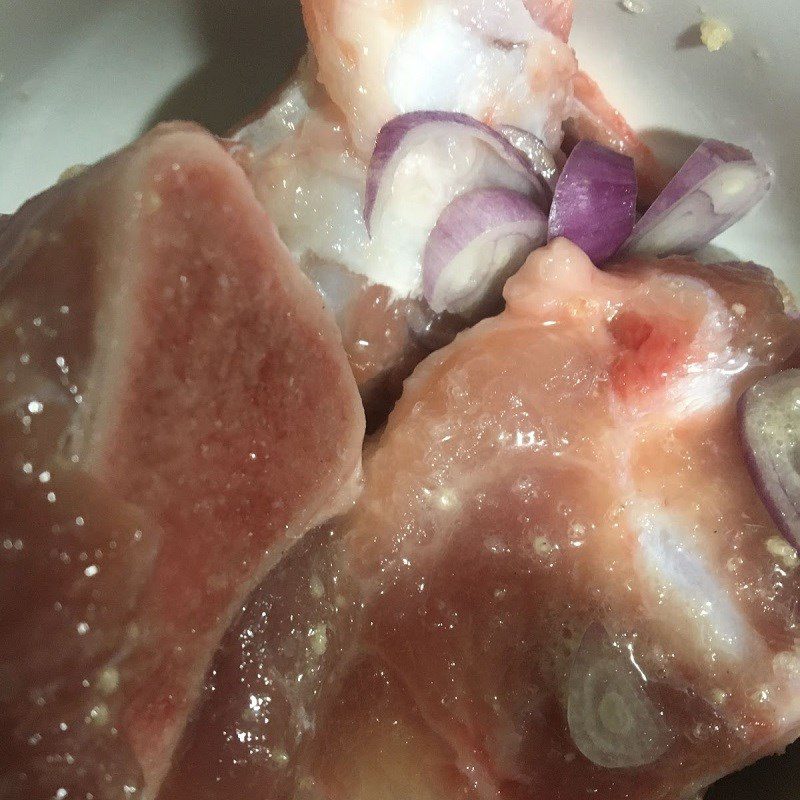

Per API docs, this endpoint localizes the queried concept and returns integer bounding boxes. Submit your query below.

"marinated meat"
[0,123,364,800]
[163,240,800,800]
[232,0,580,420]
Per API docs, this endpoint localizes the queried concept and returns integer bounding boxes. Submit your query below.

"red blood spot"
[609,310,687,399]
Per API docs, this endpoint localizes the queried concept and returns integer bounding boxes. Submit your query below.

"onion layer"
[547,141,637,265]
[365,111,552,234]
[422,187,547,315]
[623,139,772,257]
[567,622,670,769]
[738,369,800,549]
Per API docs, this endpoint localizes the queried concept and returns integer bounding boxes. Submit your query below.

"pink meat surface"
[524,0,573,41]
[162,240,800,800]
[0,123,364,799]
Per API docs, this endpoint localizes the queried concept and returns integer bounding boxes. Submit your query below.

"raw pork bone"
[0,122,364,800]
[232,0,663,426]
[163,240,800,800]
[231,0,581,425]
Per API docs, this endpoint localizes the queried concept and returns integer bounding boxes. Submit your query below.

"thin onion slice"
[364,111,552,234]
[422,187,547,315]
[567,622,671,769]
[547,141,637,265]
[738,369,800,549]
[623,139,772,257]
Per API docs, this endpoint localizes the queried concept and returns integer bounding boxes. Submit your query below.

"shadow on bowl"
[637,127,703,172]
[144,0,306,135]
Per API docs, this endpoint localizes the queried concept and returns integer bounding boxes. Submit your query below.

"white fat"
[452,0,538,42]
[387,7,524,115]
[304,259,366,327]
[264,114,532,299]
[261,145,372,275]
[664,368,732,419]
[666,277,738,417]
[385,4,557,144]
[633,503,752,660]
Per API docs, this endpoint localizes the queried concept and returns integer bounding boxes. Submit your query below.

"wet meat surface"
[0,123,364,800]
[232,0,662,425]
[163,241,800,800]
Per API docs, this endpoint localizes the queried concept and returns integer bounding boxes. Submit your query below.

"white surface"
[570,0,800,289]
[0,0,304,208]
[0,0,798,288]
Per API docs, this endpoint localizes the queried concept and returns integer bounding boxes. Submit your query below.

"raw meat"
[0,123,364,800]
[232,1,662,424]
[162,240,800,800]
[300,0,578,154]
[231,0,580,421]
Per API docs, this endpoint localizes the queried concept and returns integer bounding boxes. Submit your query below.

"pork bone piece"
[164,240,800,800]
[0,122,364,800]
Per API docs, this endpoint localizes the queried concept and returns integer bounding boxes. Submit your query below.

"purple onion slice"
[422,187,547,315]
[547,141,637,265]
[567,622,670,769]
[623,139,772,257]
[365,111,552,235]
[738,369,800,549]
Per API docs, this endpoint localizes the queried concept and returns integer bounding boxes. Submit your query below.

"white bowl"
[2,0,798,290]
[1,0,799,795]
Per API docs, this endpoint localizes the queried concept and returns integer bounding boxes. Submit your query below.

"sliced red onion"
[365,111,552,234]
[738,369,800,549]
[422,187,547,315]
[567,623,671,769]
[498,126,560,190]
[623,139,772,257]
[547,141,637,265]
